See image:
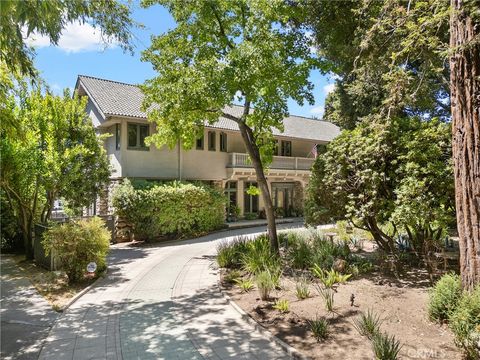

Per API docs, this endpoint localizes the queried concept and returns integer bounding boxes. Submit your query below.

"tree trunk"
[237,121,279,253]
[450,0,480,290]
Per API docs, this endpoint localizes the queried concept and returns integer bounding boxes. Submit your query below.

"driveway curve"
[39,223,303,360]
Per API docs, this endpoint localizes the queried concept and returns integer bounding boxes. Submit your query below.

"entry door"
[272,183,294,216]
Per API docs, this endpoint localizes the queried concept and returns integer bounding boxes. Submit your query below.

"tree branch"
[209,4,235,50]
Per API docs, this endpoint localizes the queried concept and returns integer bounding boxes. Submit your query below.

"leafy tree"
[304,0,451,130]
[0,85,111,259]
[141,0,320,252]
[0,0,137,77]
[305,116,454,254]
[305,0,479,288]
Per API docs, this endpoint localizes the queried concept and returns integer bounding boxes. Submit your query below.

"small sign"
[86,262,97,273]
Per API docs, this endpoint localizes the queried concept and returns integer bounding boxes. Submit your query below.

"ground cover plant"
[219,228,463,359]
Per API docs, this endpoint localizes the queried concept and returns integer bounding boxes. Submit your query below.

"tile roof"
[77,75,340,142]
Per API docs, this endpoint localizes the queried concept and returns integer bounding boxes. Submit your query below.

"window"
[208,131,216,151]
[220,132,227,152]
[281,140,292,157]
[225,181,237,216]
[128,123,149,150]
[273,140,279,156]
[196,135,204,150]
[115,124,121,150]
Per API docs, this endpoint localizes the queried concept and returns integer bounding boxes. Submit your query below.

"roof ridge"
[77,75,336,125]
[78,75,140,88]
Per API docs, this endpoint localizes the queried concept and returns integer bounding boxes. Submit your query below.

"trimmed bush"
[449,286,480,359]
[112,179,225,240]
[42,217,110,283]
[428,273,462,322]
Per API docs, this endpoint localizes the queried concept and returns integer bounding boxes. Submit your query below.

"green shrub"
[308,316,329,342]
[317,286,335,312]
[273,299,290,313]
[310,236,351,270]
[311,265,351,288]
[295,277,311,300]
[223,269,242,284]
[42,217,110,283]
[372,332,401,360]
[112,179,225,240]
[235,278,255,293]
[428,273,462,322]
[255,270,276,300]
[448,286,480,359]
[287,237,312,269]
[353,310,383,340]
[241,235,280,275]
[244,212,258,220]
[216,237,249,268]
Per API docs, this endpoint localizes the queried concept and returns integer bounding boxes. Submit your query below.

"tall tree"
[141,0,319,252]
[0,0,136,77]
[449,0,480,290]
[0,86,111,259]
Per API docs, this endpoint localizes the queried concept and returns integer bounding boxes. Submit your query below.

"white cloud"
[323,83,335,95]
[25,21,117,53]
[310,106,325,118]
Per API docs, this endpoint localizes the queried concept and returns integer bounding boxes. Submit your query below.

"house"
[75,75,340,218]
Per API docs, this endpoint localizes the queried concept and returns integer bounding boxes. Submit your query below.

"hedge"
[112,179,226,240]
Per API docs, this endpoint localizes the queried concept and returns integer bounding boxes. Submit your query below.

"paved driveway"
[39,223,303,360]
[1,255,59,360]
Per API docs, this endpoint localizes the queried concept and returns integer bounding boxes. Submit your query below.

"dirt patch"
[223,271,460,360]
[14,256,97,311]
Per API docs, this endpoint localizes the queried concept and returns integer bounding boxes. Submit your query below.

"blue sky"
[28,3,333,118]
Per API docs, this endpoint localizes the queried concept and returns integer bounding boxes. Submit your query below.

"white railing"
[228,153,314,170]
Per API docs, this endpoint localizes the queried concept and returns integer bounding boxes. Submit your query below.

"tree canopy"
[0,83,111,258]
[305,116,454,253]
[141,0,323,250]
[0,0,137,77]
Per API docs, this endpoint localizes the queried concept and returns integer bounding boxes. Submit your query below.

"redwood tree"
[450,0,480,290]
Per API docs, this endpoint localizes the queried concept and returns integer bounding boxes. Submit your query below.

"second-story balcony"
[228,152,315,171]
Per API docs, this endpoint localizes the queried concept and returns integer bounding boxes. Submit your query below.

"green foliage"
[308,316,329,342]
[287,235,312,269]
[235,278,254,293]
[353,310,383,340]
[448,286,480,359]
[310,236,351,270]
[223,270,242,284]
[317,286,335,312]
[428,273,462,322]
[244,212,258,221]
[273,299,290,313]
[305,117,454,254]
[1,0,136,77]
[42,217,110,283]
[371,332,402,360]
[241,235,281,276]
[295,277,311,300]
[112,179,225,240]
[312,266,351,288]
[1,86,111,258]
[255,270,276,301]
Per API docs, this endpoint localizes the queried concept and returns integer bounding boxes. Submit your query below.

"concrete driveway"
[38,223,303,360]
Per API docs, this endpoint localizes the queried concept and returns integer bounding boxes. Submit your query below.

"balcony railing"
[228,152,315,171]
